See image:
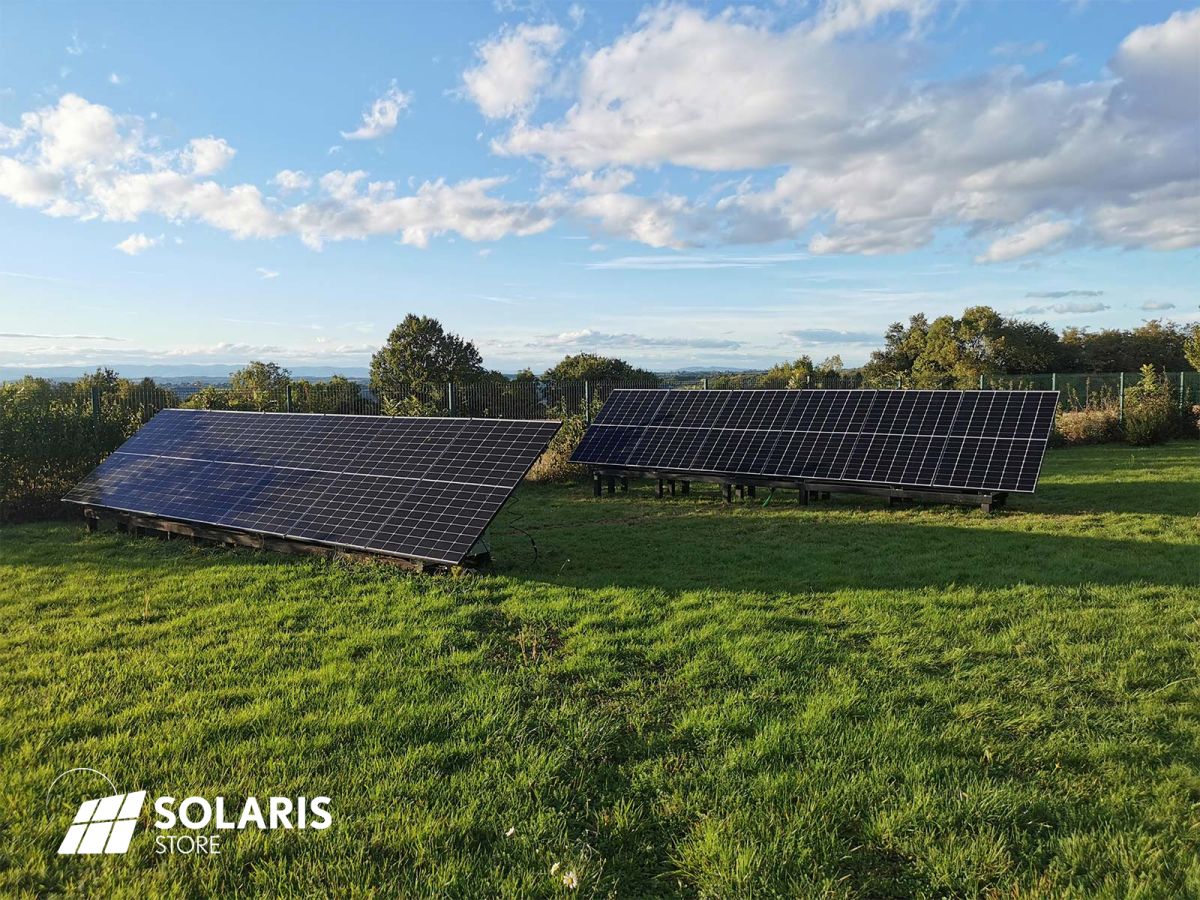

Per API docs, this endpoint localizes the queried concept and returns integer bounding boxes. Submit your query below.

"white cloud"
[183,137,236,175]
[115,232,163,255]
[340,82,410,140]
[495,5,1199,257]
[785,328,880,344]
[108,73,124,86]
[0,93,554,250]
[1141,301,1175,311]
[810,0,938,41]
[976,220,1073,263]
[569,169,635,194]
[1013,301,1110,315]
[272,169,312,193]
[256,267,279,279]
[1025,290,1103,299]
[462,23,565,119]
[539,328,742,351]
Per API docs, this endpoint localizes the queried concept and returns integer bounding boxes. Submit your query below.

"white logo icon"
[58,791,147,855]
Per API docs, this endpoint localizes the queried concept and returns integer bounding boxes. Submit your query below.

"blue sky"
[1,0,1197,375]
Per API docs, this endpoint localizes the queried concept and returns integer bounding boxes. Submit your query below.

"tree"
[229,361,291,411]
[541,353,657,383]
[861,314,930,385]
[995,319,1066,373]
[370,315,485,401]
[1184,325,1200,373]
[760,356,815,388]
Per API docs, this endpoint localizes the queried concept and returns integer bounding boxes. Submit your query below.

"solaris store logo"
[50,769,331,856]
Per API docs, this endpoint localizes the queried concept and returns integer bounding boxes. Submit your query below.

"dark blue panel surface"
[571,389,1057,493]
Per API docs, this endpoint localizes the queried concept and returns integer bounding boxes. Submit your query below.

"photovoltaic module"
[571,389,1058,494]
[64,410,560,565]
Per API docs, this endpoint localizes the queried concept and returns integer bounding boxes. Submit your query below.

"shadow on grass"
[495,508,1197,594]
[1027,478,1200,517]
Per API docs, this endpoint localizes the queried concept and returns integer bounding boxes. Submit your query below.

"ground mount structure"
[64,409,560,570]
[572,388,1059,512]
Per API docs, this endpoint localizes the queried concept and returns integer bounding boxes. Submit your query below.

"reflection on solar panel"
[64,410,560,566]
[572,389,1058,504]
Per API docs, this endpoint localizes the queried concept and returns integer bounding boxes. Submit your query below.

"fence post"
[1051,372,1056,393]
[285,382,293,413]
[446,382,455,416]
[1118,372,1125,422]
[91,385,102,465]
[583,380,592,425]
[702,377,708,390]
[1180,371,1186,411]
[979,373,984,390]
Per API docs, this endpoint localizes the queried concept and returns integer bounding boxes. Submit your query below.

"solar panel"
[573,389,1058,494]
[64,410,560,565]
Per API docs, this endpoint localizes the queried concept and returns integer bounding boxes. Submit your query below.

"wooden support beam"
[681,480,690,495]
[723,483,733,503]
[606,475,615,495]
[656,478,664,498]
[593,472,602,497]
[737,485,745,500]
[620,477,628,492]
[669,480,676,496]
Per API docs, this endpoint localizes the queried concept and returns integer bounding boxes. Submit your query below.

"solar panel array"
[64,410,560,564]
[572,389,1058,493]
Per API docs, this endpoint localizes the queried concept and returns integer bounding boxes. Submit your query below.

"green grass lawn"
[1,442,1197,898]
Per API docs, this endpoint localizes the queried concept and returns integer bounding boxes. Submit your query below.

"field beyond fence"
[2,372,1197,522]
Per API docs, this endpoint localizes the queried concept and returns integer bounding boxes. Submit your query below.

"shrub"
[1054,406,1120,445]
[527,413,587,483]
[1122,365,1175,446]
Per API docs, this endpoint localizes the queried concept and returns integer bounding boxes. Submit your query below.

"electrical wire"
[498,493,539,564]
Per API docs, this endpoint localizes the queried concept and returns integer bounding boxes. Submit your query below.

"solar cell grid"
[65,410,560,565]
[571,388,1056,494]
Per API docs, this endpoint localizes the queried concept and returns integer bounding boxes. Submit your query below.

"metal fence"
[4,371,1199,427]
[3,370,1196,522]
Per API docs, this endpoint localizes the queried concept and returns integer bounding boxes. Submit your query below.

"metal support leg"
[593,472,601,497]
[669,480,676,496]
[681,481,690,495]
[723,483,733,503]
[606,476,615,495]
[657,479,664,498]
[737,485,745,500]
[620,477,628,493]
[799,486,808,505]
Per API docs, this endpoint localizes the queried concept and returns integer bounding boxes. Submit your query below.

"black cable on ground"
[498,493,539,564]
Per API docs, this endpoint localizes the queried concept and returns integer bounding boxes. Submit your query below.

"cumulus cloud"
[115,232,163,255]
[0,93,554,250]
[462,23,565,119]
[272,169,311,193]
[340,82,411,140]
[183,137,235,175]
[1013,301,1111,315]
[1141,301,1175,310]
[539,328,741,350]
[785,328,880,344]
[494,4,1199,258]
[1025,290,1104,299]
[976,220,1073,263]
